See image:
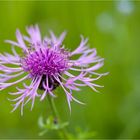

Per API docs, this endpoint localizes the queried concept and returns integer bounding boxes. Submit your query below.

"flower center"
[21,48,69,77]
[38,74,61,91]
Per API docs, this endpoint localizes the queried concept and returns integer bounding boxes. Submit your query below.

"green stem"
[47,95,69,139]
[47,95,58,119]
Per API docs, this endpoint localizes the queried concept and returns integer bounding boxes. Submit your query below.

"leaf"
[39,129,48,136]
[38,116,45,128]
[38,115,69,136]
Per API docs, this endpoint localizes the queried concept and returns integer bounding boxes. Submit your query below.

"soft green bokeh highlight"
[0,1,140,139]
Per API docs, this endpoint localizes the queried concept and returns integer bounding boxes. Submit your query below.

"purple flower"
[0,25,106,114]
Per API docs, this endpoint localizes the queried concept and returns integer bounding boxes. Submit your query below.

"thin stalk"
[47,95,58,119]
[47,95,69,139]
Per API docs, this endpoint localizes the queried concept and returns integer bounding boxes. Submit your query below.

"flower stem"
[47,95,69,139]
[47,95,58,119]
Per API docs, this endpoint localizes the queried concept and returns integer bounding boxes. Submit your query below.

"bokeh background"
[0,0,140,139]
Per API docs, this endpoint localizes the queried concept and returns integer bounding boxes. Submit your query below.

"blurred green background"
[0,0,140,139]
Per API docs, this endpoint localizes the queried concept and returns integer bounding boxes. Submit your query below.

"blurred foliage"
[38,115,96,139]
[0,0,140,139]
[38,115,69,136]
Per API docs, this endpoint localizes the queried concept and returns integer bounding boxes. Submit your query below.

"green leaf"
[38,116,45,128]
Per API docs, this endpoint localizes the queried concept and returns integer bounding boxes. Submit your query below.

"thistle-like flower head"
[0,25,106,114]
